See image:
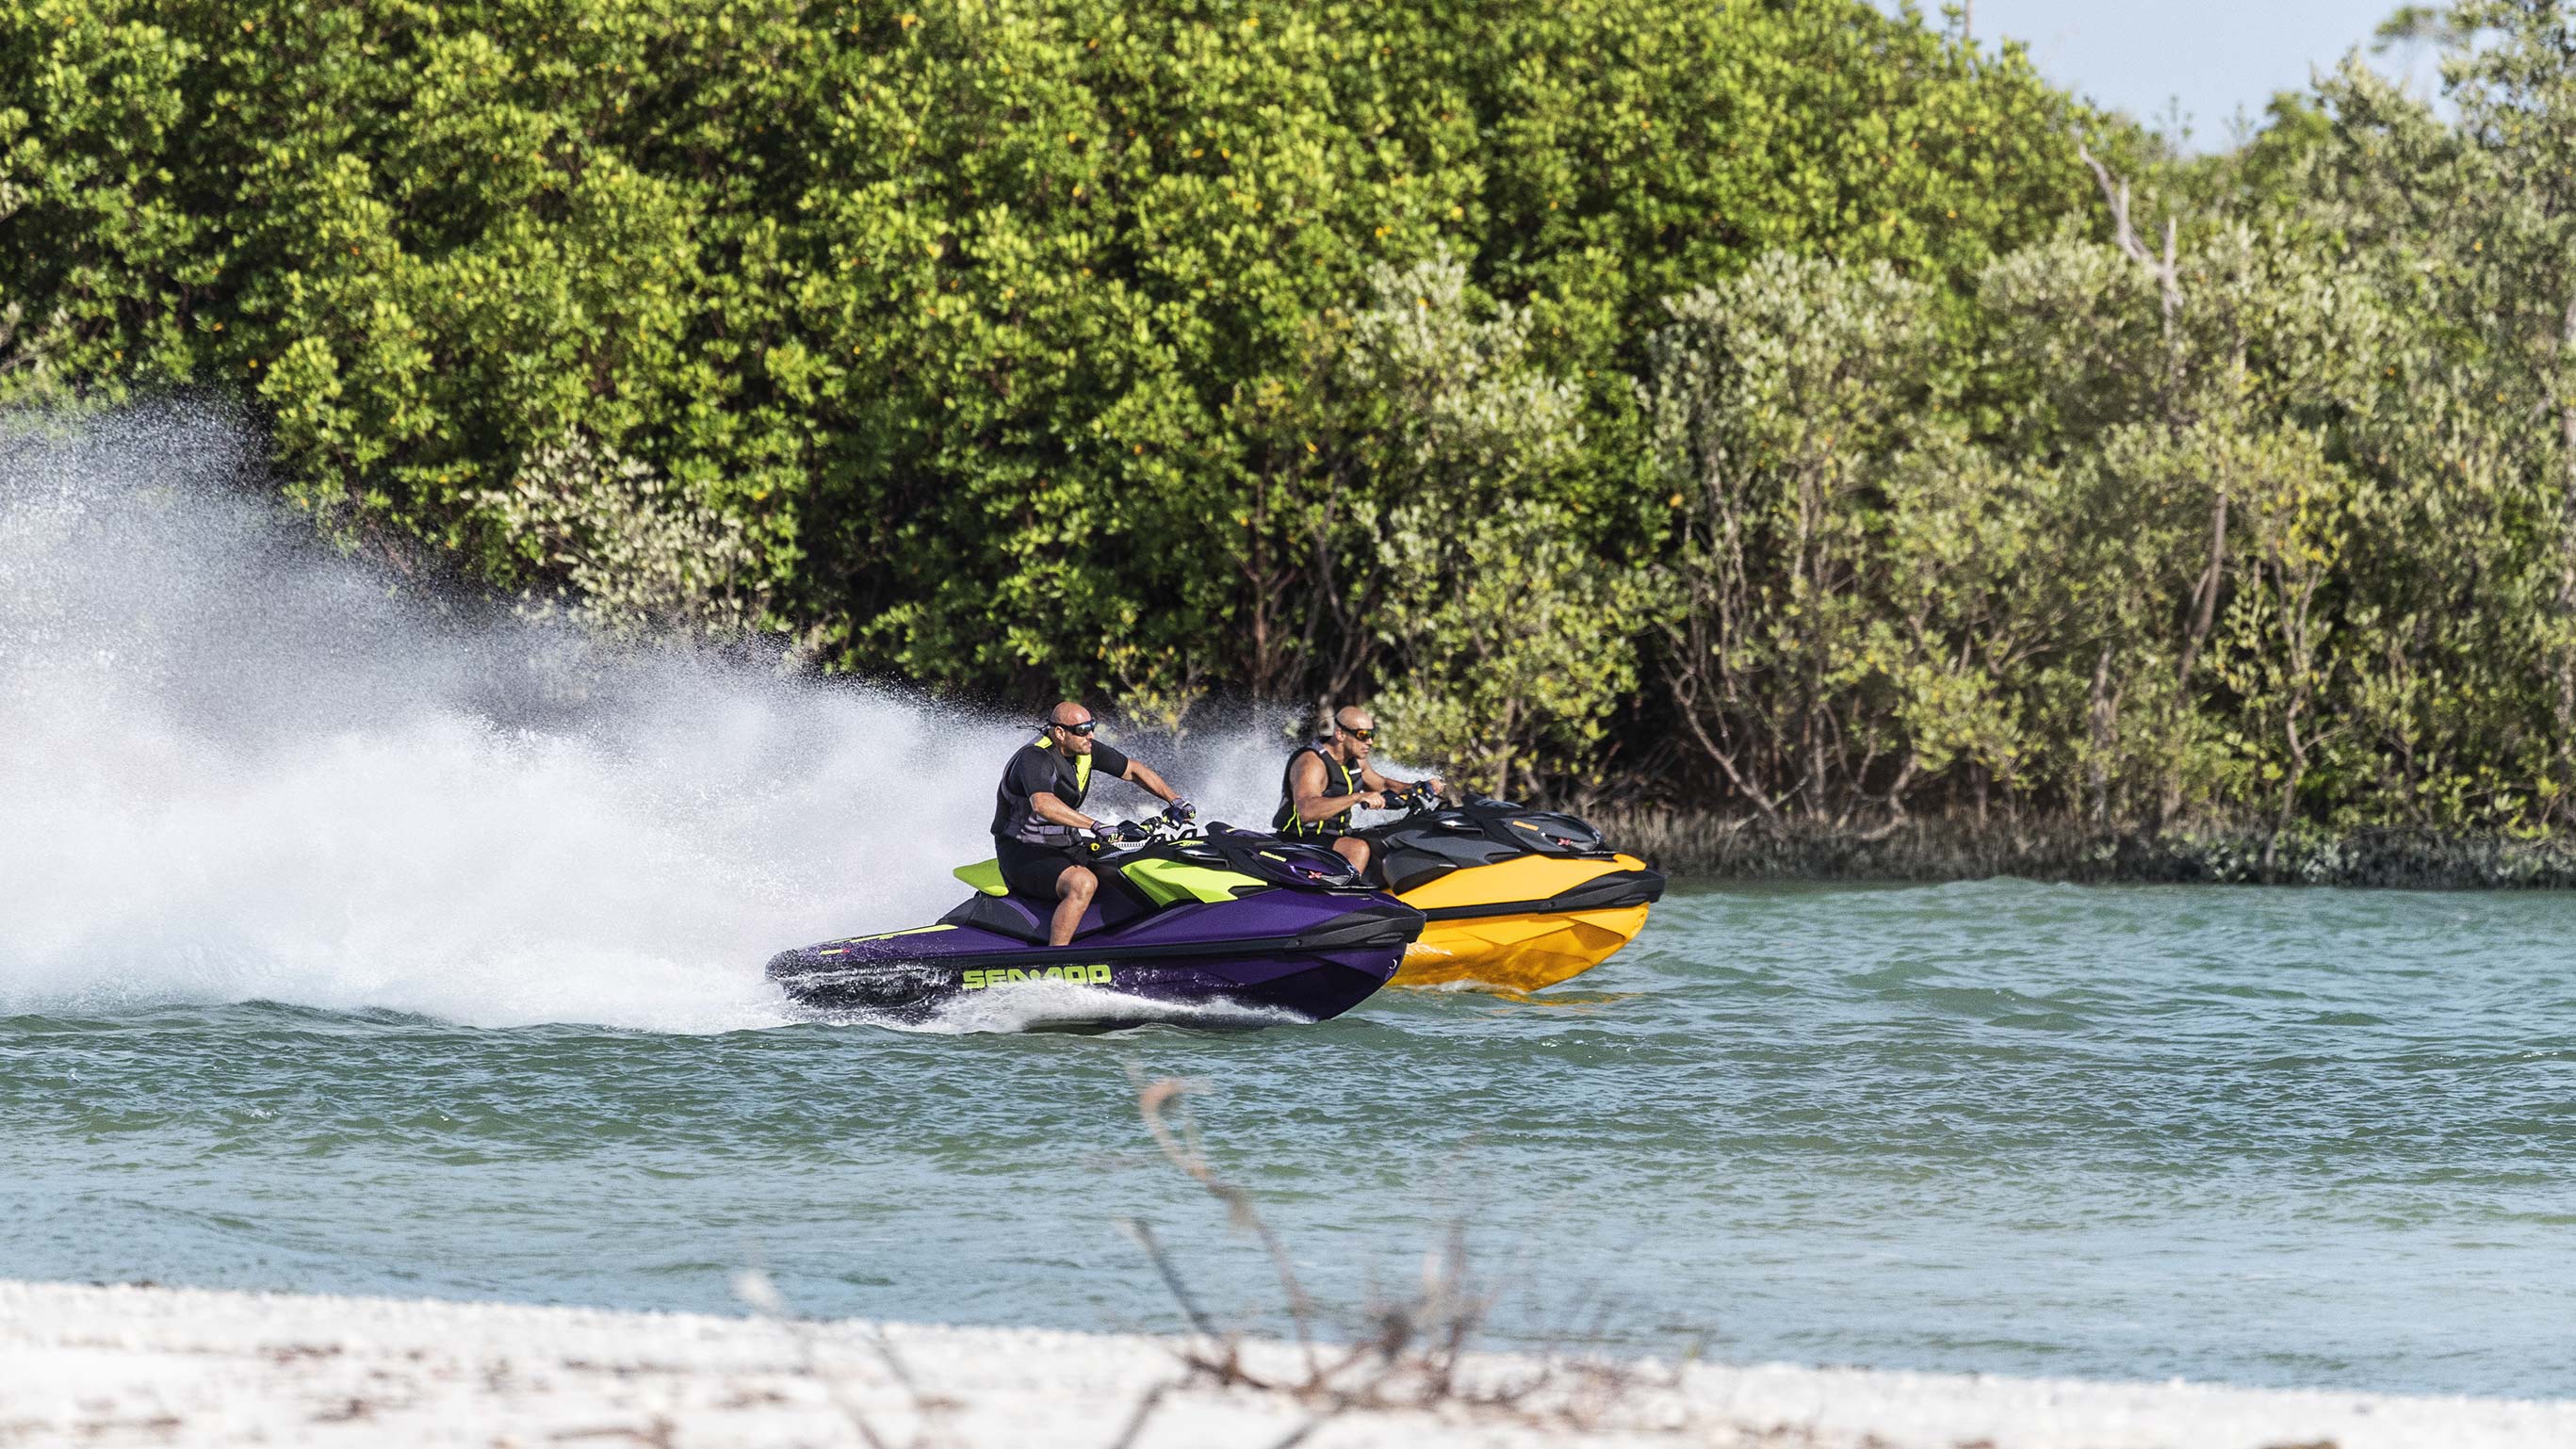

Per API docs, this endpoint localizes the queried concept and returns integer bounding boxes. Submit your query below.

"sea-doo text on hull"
[1357,796,1665,992]
[768,823,1421,1028]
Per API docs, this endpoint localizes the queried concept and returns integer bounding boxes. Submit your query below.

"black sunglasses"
[1342,727,1374,741]
[1052,720,1096,737]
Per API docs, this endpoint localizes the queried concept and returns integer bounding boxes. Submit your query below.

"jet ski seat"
[938,857,1154,944]
[938,894,1066,943]
[935,830,1367,946]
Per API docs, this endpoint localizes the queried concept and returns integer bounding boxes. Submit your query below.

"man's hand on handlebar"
[1088,819,1151,846]
[1357,790,1389,810]
[1379,779,1444,810]
[1162,798,1197,825]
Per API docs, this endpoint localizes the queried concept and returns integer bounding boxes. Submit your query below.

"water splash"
[895,979,1307,1034]
[0,408,1296,1032]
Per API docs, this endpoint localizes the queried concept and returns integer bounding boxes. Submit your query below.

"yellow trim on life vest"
[1034,732,1095,797]
[1283,746,1355,838]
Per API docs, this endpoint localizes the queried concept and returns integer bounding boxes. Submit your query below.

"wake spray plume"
[0,408,1290,1032]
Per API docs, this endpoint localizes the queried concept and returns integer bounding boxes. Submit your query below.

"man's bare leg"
[1330,837,1370,877]
[1050,865,1099,948]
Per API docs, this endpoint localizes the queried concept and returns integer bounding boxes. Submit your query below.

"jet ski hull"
[1392,854,1665,991]
[769,890,1418,1027]
[1353,798,1668,992]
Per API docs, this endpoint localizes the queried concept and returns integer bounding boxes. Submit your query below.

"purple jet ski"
[767,822,1422,1028]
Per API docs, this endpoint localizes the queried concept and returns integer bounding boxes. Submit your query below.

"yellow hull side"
[1394,904,1652,992]
[1390,853,1657,991]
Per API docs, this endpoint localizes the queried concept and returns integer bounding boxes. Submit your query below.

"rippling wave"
[8,411,2576,1400]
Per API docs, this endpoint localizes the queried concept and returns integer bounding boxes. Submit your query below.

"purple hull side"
[768,889,1417,1026]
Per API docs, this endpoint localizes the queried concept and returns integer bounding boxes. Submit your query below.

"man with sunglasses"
[1273,706,1444,875]
[991,701,1194,947]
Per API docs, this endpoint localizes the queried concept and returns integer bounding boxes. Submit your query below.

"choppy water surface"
[7,882,2574,1399]
[5,412,2574,1398]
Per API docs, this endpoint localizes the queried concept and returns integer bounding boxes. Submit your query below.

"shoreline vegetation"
[8,1279,2574,1449]
[1596,811,2576,887]
[15,3,2576,858]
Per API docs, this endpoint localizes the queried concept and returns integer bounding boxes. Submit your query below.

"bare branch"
[1099,1379,1176,1449]
[2076,139,2182,330]
[730,1271,900,1449]
[1661,664,1788,832]
[1133,1075,1317,1363]
[1118,1070,1669,1437]
[1117,1218,1220,1341]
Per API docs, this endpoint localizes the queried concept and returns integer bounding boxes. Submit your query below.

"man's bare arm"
[1296,754,1382,821]
[1361,763,1444,799]
[1120,758,1182,806]
[1028,791,1097,830]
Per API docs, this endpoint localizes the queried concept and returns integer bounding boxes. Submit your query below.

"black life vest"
[993,736,1097,846]
[1273,744,1358,837]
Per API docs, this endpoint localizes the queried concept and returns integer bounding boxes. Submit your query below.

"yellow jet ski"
[1355,795,1666,992]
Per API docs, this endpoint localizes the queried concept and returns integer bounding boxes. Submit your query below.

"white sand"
[2,1279,2568,1448]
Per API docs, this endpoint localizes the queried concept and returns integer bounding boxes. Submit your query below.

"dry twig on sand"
[1114,1072,1665,1444]
[732,1267,954,1449]
[1131,1072,1319,1366]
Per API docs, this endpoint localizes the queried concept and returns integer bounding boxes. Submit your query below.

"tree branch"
[2076,139,2182,332]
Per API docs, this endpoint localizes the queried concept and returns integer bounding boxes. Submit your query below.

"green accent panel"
[954,859,1008,896]
[1122,857,1262,906]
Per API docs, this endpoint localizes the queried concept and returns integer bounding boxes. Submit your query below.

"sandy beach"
[1,1279,2568,1448]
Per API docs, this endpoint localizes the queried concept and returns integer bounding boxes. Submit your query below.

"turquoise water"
[5,418,2573,1399]
[8,880,2572,1399]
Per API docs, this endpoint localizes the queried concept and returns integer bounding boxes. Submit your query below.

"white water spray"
[0,409,1293,1032]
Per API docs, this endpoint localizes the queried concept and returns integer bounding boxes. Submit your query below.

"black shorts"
[996,838,1087,899]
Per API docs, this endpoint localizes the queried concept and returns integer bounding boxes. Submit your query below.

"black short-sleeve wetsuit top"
[992,737,1132,849]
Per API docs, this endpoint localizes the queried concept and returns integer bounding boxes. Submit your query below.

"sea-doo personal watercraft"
[767,822,1421,1028]
[1354,795,1666,992]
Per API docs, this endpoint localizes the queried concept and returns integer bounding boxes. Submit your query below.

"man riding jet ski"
[768,706,1422,1028]
[1272,707,1661,992]
[1355,792,1665,993]
[998,701,1194,947]
[1273,705,1444,874]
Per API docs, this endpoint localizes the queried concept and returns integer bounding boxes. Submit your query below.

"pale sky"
[1928,0,2432,147]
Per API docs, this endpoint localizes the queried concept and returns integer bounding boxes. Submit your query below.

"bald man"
[991,701,1192,947]
[1272,706,1445,875]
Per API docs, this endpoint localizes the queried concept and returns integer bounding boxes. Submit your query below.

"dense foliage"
[9,0,2576,841]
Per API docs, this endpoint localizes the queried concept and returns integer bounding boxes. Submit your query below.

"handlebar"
[1384,784,1445,816]
[1088,816,1201,852]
